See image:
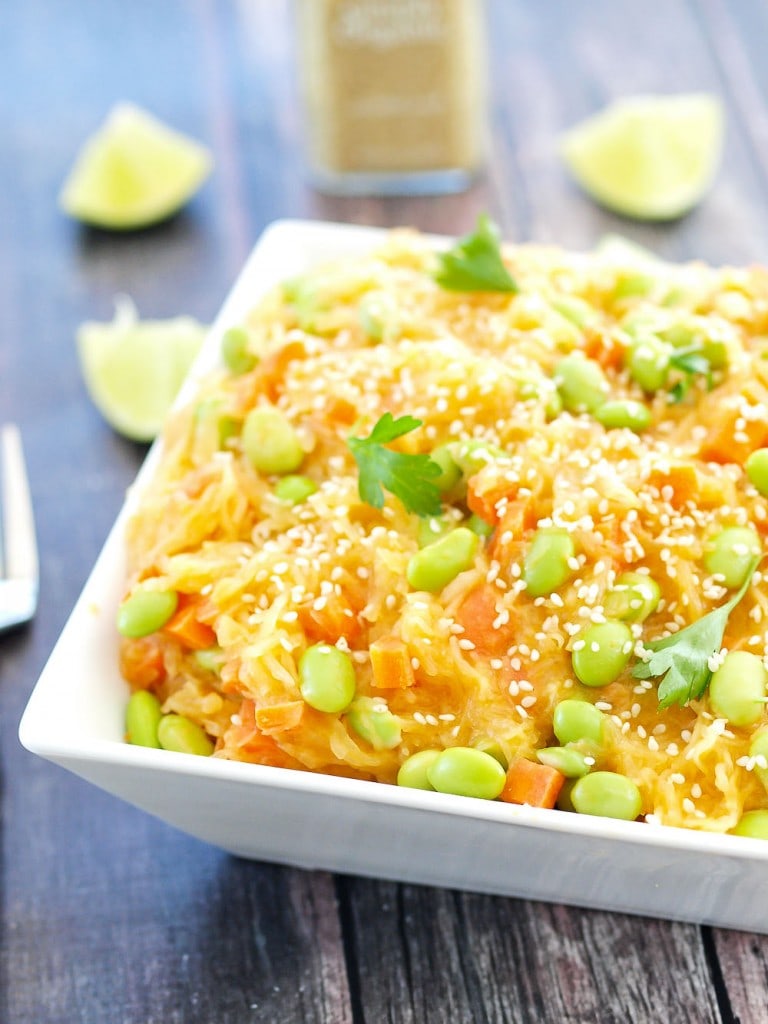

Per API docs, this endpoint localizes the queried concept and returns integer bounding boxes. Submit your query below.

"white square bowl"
[19,219,768,933]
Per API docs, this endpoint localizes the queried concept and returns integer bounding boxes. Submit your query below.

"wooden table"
[3,1,768,1020]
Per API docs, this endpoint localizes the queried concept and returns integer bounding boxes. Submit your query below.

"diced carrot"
[162,597,217,650]
[299,594,363,646]
[488,500,535,564]
[261,340,308,401]
[500,758,565,809]
[119,636,166,688]
[583,326,625,372]
[326,395,357,426]
[370,635,415,689]
[648,462,725,510]
[700,413,768,466]
[455,584,513,657]
[254,701,305,734]
[466,474,516,526]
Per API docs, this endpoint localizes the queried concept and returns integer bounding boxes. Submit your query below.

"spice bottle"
[296,0,487,195]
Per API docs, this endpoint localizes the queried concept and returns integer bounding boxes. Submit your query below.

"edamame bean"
[556,778,579,812]
[428,445,462,494]
[157,714,215,756]
[612,273,654,300]
[536,746,590,778]
[274,474,318,505]
[746,449,768,497]
[552,296,592,328]
[242,406,304,475]
[594,399,652,432]
[731,810,768,839]
[298,643,357,713]
[553,699,606,746]
[193,646,224,674]
[347,697,401,750]
[604,572,661,623]
[709,651,767,727]
[427,747,507,800]
[406,527,479,593]
[221,326,258,375]
[572,620,633,688]
[571,771,642,820]
[518,380,563,420]
[749,730,768,791]
[397,749,441,790]
[359,290,397,341]
[472,736,508,769]
[553,354,609,414]
[449,439,507,476]
[125,690,163,748]
[523,527,576,598]
[627,334,670,392]
[704,526,761,588]
[467,513,494,540]
[418,515,454,548]
[117,589,178,638]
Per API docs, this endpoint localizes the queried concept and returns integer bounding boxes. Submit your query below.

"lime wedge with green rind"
[60,103,212,230]
[77,297,207,442]
[561,94,724,221]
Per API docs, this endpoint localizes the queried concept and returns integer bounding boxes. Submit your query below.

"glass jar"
[296,0,487,195]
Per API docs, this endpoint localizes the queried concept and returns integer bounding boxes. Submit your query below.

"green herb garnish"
[668,346,714,403]
[347,413,442,517]
[632,558,759,709]
[434,214,518,294]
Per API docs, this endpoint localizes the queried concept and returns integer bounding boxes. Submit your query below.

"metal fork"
[0,424,39,632]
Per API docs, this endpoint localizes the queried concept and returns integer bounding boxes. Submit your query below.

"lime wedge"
[77,297,207,441]
[60,104,212,229]
[561,94,723,221]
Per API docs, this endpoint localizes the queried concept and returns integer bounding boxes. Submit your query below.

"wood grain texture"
[3,0,768,1021]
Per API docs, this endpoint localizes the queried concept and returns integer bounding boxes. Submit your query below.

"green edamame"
[604,572,661,623]
[427,747,507,800]
[117,589,178,638]
[397,749,441,790]
[126,690,163,748]
[749,730,768,791]
[472,736,508,769]
[709,651,767,727]
[523,527,576,598]
[731,810,768,839]
[553,699,606,746]
[467,513,494,540]
[157,714,215,756]
[274,474,318,505]
[746,449,768,498]
[347,697,401,750]
[222,326,258,375]
[299,643,357,713]
[536,746,590,778]
[553,354,609,414]
[572,620,633,688]
[406,527,479,593]
[594,399,652,432]
[193,646,224,674]
[242,406,304,475]
[428,445,462,494]
[359,290,397,341]
[418,515,454,548]
[571,771,642,821]
[627,334,670,392]
[704,526,761,588]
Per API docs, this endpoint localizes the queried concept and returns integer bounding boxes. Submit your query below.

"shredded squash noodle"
[119,225,768,834]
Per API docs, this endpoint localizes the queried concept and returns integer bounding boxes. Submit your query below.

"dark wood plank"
[338,879,722,1024]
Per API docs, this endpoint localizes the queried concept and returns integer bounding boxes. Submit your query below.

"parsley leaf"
[434,214,518,293]
[668,346,714,403]
[347,413,443,517]
[632,558,758,709]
